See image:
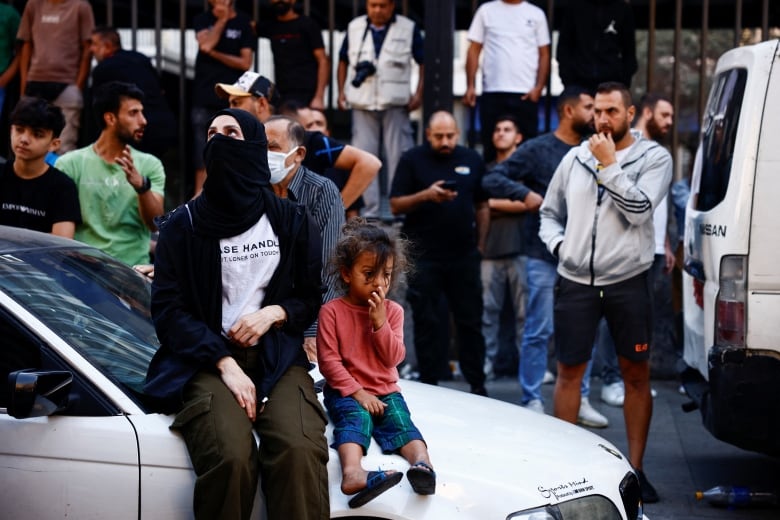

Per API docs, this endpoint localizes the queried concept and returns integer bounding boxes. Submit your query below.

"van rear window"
[696,68,747,212]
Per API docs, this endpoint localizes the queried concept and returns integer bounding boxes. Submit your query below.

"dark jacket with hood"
[144,109,322,410]
[557,0,638,90]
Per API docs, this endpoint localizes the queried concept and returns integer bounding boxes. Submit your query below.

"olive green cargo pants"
[173,363,329,520]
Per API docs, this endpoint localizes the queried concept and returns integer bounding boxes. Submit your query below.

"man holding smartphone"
[389,111,491,395]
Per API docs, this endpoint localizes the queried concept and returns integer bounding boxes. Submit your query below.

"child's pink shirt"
[316,297,406,397]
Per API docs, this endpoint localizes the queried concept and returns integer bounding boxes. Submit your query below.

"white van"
[681,38,780,455]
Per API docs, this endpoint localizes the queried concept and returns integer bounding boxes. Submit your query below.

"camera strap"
[355,24,371,62]
[356,15,395,61]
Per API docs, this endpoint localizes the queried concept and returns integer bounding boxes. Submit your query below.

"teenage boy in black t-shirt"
[0,97,81,237]
[257,0,329,109]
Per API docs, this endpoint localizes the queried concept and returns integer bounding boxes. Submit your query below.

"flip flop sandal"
[406,461,436,495]
[347,470,403,508]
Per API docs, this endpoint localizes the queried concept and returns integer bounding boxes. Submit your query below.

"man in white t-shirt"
[463,0,551,163]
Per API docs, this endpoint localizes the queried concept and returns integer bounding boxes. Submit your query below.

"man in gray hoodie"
[539,82,671,504]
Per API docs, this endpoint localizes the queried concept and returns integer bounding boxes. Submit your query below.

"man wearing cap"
[211,71,380,211]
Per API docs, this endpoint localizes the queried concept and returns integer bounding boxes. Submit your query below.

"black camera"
[351,61,377,88]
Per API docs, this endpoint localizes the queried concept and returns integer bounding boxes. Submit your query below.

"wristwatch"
[135,176,152,194]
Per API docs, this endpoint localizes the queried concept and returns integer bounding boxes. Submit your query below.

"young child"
[317,218,435,509]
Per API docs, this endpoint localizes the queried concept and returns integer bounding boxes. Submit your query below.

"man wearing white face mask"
[265,115,346,362]
[212,71,380,210]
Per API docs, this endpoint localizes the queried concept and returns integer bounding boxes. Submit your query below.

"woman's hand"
[227,305,287,348]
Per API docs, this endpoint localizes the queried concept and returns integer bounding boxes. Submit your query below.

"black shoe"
[637,469,659,503]
[470,386,488,397]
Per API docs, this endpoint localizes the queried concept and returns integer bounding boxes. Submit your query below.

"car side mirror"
[7,369,72,419]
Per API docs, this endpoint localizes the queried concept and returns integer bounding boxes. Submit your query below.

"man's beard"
[598,120,629,142]
[646,116,669,141]
[272,2,292,16]
[573,119,594,138]
[117,126,142,146]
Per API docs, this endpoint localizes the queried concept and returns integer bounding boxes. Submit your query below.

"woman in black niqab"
[190,108,271,238]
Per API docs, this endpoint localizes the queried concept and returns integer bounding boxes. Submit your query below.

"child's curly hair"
[329,217,412,294]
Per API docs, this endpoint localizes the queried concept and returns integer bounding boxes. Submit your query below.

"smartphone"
[441,180,458,191]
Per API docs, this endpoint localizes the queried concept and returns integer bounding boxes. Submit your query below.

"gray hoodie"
[539,130,672,286]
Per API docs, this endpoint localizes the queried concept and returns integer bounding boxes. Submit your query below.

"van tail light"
[715,256,746,347]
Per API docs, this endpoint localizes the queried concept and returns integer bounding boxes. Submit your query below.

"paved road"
[438,375,780,519]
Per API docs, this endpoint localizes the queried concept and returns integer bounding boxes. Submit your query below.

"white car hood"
[328,380,637,519]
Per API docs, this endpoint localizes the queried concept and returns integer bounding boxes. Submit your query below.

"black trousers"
[406,250,486,389]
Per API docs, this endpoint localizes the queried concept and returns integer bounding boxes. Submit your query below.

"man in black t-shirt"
[257,0,329,109]
[389,110,489,396]
[191,0,255,195]
[0,98,80,237]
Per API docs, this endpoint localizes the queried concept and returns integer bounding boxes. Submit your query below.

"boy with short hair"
[0,97,81,238]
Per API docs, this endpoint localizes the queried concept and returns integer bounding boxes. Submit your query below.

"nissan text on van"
[682,38,780,456]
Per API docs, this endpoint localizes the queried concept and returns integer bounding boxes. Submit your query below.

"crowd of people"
[0,0,685,515]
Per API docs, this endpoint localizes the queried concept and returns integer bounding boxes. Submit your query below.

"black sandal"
[406,461,436,495]
[347,470,403,508]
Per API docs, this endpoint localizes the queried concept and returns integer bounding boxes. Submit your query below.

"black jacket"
[144,190,322,409]
[557,0,638,90]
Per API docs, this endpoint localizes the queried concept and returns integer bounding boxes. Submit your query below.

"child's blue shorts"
[323,385,425,454]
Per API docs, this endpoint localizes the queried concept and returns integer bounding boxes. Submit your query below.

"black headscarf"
[190,108,270,238]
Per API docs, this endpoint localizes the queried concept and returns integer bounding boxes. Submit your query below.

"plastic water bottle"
[695,485,778,507]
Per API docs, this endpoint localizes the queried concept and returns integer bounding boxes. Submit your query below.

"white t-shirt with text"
[220,215,281,337]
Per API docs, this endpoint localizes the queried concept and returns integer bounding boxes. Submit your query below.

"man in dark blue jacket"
[145,108,328,520]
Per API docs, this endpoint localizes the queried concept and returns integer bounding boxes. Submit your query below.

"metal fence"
[30,0,780,202]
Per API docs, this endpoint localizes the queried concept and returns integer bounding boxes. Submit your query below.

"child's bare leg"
[401,439,436,495]
[338,443,369,494]
[399,439,432,468]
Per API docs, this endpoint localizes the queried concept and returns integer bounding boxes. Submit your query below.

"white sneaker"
[524,399,545,414]
[578,397,609,428]
[601,381,625,407]
[484,358,495,381]
[542,370,555,384]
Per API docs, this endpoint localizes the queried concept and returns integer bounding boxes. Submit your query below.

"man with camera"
[336,0,424,220]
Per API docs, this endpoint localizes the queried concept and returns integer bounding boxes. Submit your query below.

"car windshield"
[0,247,157,394]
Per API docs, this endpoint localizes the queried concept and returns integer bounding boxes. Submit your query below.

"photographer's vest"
[345,15,415,111]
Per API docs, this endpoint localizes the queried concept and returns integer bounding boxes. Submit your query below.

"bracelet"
[135,176,152,194]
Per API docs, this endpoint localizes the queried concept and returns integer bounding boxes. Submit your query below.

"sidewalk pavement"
[437,375,780,519]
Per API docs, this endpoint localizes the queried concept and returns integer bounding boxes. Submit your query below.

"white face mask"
[267,147,298,184]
